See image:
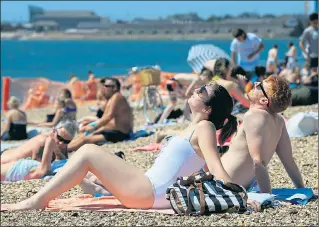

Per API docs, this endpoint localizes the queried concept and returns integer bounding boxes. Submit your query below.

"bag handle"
[185,185,195,216]
[195,181,206,215]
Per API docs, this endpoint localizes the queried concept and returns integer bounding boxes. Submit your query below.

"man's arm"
[197,121,232,182]
[96,93,120,129]
[230,39,238,66]
[276,123,305,188]
[254,43,265,55]
[231,52,237,67]
[243,112,271,193]
[299,30,310,60]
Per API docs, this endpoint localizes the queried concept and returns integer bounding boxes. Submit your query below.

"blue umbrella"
[187,44,230,73]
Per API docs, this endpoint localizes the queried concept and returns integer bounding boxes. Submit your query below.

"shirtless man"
[220,75,305,193]
[67,77,133,152]
[1,120,77,165]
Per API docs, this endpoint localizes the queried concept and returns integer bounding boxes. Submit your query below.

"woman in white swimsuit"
[3,82,238,211]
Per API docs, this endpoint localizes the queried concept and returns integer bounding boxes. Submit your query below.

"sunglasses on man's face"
[255,82,269,107]
[104,84,115,88]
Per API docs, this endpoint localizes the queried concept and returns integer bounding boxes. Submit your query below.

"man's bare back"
[221,109,285,189]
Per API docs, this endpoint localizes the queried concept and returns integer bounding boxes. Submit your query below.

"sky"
[0,1,315,22]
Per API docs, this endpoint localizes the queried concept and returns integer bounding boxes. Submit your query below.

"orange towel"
[129,143,162,152]
[47,194,174,214]
[1,194,174,214]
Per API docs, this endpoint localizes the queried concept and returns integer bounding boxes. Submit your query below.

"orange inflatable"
[2,77,10,111]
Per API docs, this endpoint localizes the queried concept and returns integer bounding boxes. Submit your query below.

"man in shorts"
[67,78,133,152]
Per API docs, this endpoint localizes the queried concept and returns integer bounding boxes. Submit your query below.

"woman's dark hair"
[231,66,246,79]
[204,82,237,145]
[288,42,294,47]
[213,58,231,79]
[200,67,214,80]
[61,88,72,99]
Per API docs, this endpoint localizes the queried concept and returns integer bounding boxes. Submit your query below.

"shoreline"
[1,32,295,41]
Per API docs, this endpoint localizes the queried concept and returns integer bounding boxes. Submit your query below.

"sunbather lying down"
[2,82,247,211]
[1,72,306,213]
[1,120,76,165]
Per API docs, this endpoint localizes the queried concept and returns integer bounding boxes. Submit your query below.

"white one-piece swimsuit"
[145,131,206,208]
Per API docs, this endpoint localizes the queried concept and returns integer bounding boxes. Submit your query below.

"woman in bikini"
[44,89,77,124]
[3,82,239,210]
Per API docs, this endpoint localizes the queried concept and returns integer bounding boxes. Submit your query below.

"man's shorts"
[98,130,130,143]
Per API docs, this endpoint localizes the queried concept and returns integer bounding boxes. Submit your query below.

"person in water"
[1,120,77,165]
[1,96,28,141]
[2,82,251,211]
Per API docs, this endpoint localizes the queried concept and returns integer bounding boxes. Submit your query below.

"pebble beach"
[1,103,318,226]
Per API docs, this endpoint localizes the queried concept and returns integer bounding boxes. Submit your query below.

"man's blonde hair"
[265,76,292,113]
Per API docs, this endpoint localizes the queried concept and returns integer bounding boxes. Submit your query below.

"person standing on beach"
[84,71,98,100]
[230,28,264,80]
[266,44,278,75]
[299,13,318,72]
[67,77,133,152]
[285,42,297,71]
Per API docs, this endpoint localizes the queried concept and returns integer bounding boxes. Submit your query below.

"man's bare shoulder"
[244,110,285,129]
[243,109,269,123]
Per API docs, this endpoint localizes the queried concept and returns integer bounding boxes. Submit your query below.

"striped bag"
[165,171,248,216]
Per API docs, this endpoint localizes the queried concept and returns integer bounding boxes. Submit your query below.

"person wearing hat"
[230,28,264,80]
[1,96,28,141]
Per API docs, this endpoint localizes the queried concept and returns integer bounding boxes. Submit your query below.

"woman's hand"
[247,200,261,212]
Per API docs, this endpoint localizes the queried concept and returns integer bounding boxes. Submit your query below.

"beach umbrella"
[187,44,231,73]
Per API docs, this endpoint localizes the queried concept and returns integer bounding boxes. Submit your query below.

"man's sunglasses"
[104,84,115,88]
[255,82,269,107]
[53,129,71,144]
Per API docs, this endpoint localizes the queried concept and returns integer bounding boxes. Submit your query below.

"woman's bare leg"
[6,144,154,210]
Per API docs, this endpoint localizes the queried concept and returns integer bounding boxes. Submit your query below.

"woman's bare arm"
[197,121,232,182]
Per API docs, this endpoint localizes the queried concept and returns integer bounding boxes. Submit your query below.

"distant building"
[28,5,109,30]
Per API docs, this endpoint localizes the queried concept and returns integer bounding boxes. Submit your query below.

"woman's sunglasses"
[53,129,71,144]
[196,85,209,102]
[255,82,269,107]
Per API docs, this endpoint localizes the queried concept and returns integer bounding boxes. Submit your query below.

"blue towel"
[271,188,314,205]
[126,130,154,141]
[51,160,67,174]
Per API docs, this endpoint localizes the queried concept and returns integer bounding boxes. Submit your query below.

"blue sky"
[1,1,316,22]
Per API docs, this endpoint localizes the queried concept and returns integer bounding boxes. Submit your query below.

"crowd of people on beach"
[0,13,317,214]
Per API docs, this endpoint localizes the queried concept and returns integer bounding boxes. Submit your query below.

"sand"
[1,103,318,226]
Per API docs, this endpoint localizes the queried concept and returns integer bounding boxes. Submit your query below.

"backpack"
[165,171,248,216]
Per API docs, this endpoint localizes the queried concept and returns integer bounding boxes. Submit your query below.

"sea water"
[1,38,304,81]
